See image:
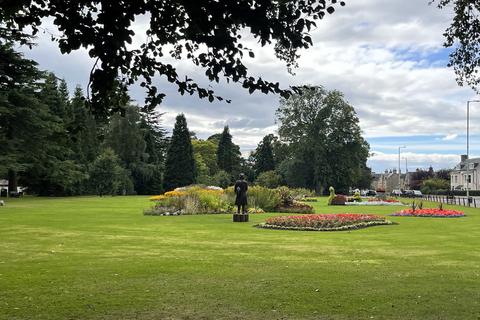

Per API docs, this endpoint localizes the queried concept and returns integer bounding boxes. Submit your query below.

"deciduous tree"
[0,0,345,114]
[434,0,480,92]
[276,86,370,193]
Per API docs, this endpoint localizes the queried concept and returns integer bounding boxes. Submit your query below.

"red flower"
[264,213,390,230]
[392,209,464,217]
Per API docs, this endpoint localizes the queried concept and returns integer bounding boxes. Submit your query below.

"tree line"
[1,44,372,196]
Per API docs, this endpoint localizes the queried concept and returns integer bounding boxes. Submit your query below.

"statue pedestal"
[233,214,249,222]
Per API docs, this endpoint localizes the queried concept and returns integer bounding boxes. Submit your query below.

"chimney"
[461,154,468,162]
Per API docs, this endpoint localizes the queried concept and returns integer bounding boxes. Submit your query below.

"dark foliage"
[253,134,276,177]
[434,0,480,92]
[217,126,241,175]
[276,86,370,193]
[0,0,345,114]
[163,114,196,191]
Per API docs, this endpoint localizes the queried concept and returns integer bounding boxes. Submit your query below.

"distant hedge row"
[424,190,480,197]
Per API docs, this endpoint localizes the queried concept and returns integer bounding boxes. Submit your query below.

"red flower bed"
[257,213,393,231]
[392,209,464,217]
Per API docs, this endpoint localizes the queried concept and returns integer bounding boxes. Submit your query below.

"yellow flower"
[149,195,166,201]
[164,190,186,197]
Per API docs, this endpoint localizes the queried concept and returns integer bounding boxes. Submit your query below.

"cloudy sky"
[20,0,480,173]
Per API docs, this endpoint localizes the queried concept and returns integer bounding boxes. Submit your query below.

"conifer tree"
[70,86,99,166]
[253,134,275,177]
[89,148,125,196]
[216,126,240,175]
[163,114,196,191]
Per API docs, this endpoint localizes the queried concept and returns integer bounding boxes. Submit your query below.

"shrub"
[255,171,281,188]
[146,186,231,215]
[331,195,347,205]
[212,170,231,188]
[289,188,315,200]
[276,201,314,214]
[226,185,281,212]
[248,207,265,214]
[276,186,294,207]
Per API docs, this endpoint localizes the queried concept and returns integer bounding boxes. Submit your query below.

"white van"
[391,189,402,196]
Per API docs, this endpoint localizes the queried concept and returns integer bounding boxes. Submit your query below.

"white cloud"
[368,151,461,172]
[442,134,458,141]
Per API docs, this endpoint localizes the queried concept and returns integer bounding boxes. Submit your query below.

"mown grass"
[0,196,479,319]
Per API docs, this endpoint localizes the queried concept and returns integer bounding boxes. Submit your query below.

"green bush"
[276,201,314,214]
[289,188,315,200]
[276,186,294,207]
[255,171,281,188]
[213,170,231,189]
[226,185,281,212]
[147,186,231,215]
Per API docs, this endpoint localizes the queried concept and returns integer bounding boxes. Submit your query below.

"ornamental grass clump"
[146,185,231,215]
[225,185,280,212]
[257,214,393,231]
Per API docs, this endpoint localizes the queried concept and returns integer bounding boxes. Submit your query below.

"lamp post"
[398,145,406,189]
[466,100,480,199]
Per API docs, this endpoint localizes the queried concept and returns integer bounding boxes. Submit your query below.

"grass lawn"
[1,196,479,319]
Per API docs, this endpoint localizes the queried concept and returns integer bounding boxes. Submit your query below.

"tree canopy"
[0,0,345,115]
[434,0,480,93]
[163,114,196,191]
[276,86,370,193]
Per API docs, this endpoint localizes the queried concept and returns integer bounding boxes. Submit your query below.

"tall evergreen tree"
[216,126,240,175]
[253,134,275,177]
[70,86,100,166]
[0,44,83,195]
[163,114,196,191]
[0,42,40,192]
[104,105,167,195]
[104,105,146,167]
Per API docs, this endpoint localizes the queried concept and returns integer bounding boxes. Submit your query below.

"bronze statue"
[234,173,248,214]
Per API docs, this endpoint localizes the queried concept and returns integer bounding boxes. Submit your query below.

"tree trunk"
[8,169,17,195]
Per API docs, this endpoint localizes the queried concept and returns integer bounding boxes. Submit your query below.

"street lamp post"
[466,100,480,200]
[398,145,406,189]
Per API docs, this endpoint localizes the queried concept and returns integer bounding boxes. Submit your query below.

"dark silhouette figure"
[234,173,248,214]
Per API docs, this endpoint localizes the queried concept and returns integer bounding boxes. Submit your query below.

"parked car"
[413,190,423,198]
[366,190,377,196]
[402,190,414,198]
[391,189,402,197]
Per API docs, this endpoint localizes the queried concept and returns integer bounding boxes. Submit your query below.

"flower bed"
[392,208,464,217]
[276,201,314,214]
[368,197,399,203]
[346,201,404,206]
[257,214,393,231]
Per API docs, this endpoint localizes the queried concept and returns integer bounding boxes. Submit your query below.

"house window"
[454,176,458,184]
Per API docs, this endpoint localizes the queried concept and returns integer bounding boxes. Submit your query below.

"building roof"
[452,157,480,172]
[0,179,8,186]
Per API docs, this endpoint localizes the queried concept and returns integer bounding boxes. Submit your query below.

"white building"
[450,155,480,191]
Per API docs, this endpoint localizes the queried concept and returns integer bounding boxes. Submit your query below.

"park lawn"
[0,196,479,320]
